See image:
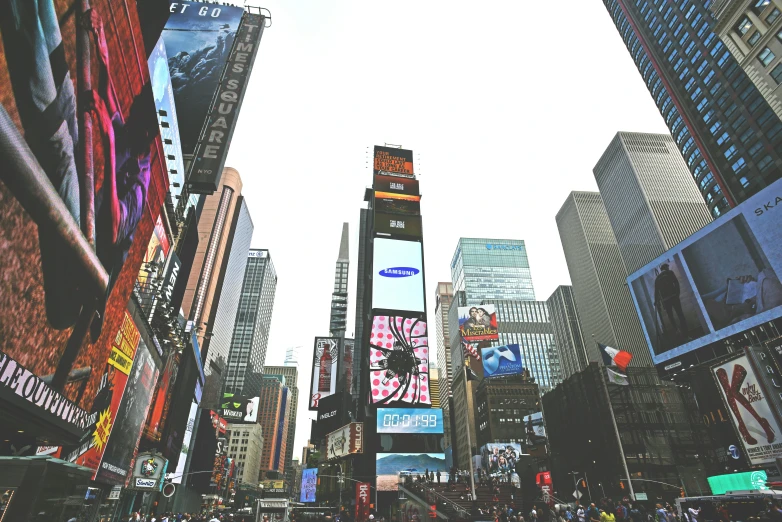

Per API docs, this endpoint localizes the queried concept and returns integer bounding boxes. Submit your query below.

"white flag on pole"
[606,367,630,386]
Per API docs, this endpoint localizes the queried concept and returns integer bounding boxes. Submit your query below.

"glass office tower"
[603,0,782,217]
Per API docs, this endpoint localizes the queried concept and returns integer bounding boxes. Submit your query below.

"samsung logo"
[486,244,524,251]
[378,267,419,278]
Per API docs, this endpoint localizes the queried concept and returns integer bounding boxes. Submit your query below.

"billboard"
[370,315,431,406]
[162,1,245,156]
[458,305,499,342]
[375,193,421,216]
[300,468,318,503]
[376,453,445,491]
[313,393,344,441]
[524,412,547,446]
[377,408,443,434]
[210,410,228,433]
[188,12,266,193]
[374,212,423,239]
[0,0,168,439]
[372,238,425,312]
[713,354,782,466]
[356,482,371,522]
[373,146,414,178]
[628,179,782,366]
[374,175,419,196]
[172,401,198,484]
[480,443,522,477]
[707,471,767,495]
[309,337,340,410]
[481,344,523,378]
[220,393,259,423]
[326,422,364,459]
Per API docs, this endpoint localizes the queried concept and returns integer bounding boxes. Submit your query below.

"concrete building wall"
[228,422,263,486]
[546,286,589,381]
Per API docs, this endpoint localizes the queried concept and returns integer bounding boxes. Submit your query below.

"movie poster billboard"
[220,393,259,423]
[713,354,782,466]
[373,175,419,196]
[162,2,245,156]
[628,179,782,366]
[309,338,340,410]
[481,344,523,378]
[300,468,318,503]
[373,146,414,178]
[0,0,168,440]
[458,305,499,342]
[372,238,425,312]
[480,443,522,477]
[376,453,445,491]
[370,315,431,406]
[327,423,364,459]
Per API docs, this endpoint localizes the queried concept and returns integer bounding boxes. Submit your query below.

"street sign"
[635,493,648,501]
[108,486,122,500]
[573,490,583,500]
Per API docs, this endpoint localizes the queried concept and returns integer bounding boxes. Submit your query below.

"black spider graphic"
[370,316,428,405]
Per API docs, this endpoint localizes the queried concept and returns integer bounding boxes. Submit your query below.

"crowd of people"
[125,512,254,522]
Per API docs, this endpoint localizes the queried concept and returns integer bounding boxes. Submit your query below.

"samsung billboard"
[627,179,782,367]
[372,238,425,312]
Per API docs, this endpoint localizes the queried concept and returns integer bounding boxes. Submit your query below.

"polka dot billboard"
[369,315,431,406]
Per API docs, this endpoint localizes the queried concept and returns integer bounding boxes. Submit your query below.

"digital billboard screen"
[370,315,431,406]
[481,344,523,378]
[458,305,499,342]
[309,337,340,410]
[372,238,425,312]
[373,146,414,178]
[300,468,318,502]
[377,408,443,434]
[628,179,782,366]
[374,212,423,238]
[480,443,522,477]
[524,412,547,445]
[375,193,421,216]
[0,0,168,438]
[326,422,364,459]
[374,175,419,196]
[376,453,445,491]
[220,393,260,424]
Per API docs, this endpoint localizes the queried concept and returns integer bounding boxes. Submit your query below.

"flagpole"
[596,339,635,500]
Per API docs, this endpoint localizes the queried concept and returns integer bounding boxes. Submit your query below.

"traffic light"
[680,489,685,497]
[620,482,625,490]
[581,480,586,488]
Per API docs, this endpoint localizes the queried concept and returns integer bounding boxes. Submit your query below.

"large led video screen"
[377,408,443,434]
[300,468,318,503]
[309,337,340,410]
[374,175,419,196]
[219,393,260,424]
[376,453,445,491]
[374,212,423,238]
[373,146,414,178]
[481,344,523,378]
[628,179,782,366]
[372,238,425,312]
[0,0,168,439]
[524,412,547,445]
[458,305,499,342]
[375,193,421,216]
[480,443,522,477]
[370,315,431,406]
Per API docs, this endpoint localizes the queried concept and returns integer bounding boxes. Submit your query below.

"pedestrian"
[601,508,616,522]
[577,504,587,522]
[688,505,701,522]
[655,504,668,522]
[630,506,643,522]
[588,504,601,522]
[436,470,441,484]
[531,505,539,522]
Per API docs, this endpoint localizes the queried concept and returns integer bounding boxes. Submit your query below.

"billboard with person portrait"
[481,344,523,378]
[458,305,499,342]
[219,393,259,424]
[480,443,522,477]
[0,0,169,440]
[524,412,547,446]
[628,179,782,367]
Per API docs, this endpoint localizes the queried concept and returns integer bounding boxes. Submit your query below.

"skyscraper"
[546,286,589,381]
[593,132,713,274]
[450,238,536,303]
[555,192,651,367]
[603,0,782,217]
[223,249,278,395]
[264,364,299,489]
[434,282,454,450]
[330,223,350,338]
[257,375,288,480]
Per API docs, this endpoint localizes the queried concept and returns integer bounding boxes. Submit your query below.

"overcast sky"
[224,0,670,459]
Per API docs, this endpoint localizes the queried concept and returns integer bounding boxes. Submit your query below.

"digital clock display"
[376,408,443,434]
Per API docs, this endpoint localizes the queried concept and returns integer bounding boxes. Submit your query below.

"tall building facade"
[555,192,652,367]
[435,282,454,450]
[546,286,589,381]
[710,0,782,122]
[227,422,264,486]
[352,209,370,410]
[257,375,287,480]
[224,249,277,395]
[603,0,782,217]
[330,223,350,338]
[450,238,536,303]
[264,364,299,489]
[593,132,713,274]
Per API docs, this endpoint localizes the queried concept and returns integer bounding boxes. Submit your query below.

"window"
[736,16,753,36]
[772,62,782,84]
[752,0,771,15]
[767,8,780,24]
[759,47,776,66]
[748,31,762,47]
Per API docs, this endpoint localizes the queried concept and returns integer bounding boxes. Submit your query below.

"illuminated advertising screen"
[713,354,782,466]
[480,443,522,477]
[374,175,419,196]
[524,412,547,445]
[171,401,198,484]
[326,422,364,459]
[376,453,445,491]
[707,471,767,495]
[481,344,523,378]
[628,179,782,366]
[373,146,414,178]
[376,408,443,434]
[371,238,425,312]
[0,0,168,438]
[220,393,260,424]
[370,315,431,406]
[375,193,421,216]
[162,1,245,156]
[458,305,499,342]
[309,337,340,410]
[374,212,423,238]
[300,468,318,502]
[377,433,444,453]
